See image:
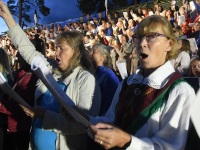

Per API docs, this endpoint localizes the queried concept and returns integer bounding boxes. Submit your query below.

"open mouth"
[56,58,61,64]
[140,53,148,59]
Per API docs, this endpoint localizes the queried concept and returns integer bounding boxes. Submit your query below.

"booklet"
[0,73,31,109]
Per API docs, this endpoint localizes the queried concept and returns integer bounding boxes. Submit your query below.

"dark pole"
[19,0,23,27]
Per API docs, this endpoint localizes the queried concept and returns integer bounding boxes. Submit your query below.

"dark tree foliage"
[7,0,50,27]
[77,0,97,14]
[77,0,130,14]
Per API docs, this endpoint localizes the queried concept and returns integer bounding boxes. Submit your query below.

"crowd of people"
[0,0,200,150]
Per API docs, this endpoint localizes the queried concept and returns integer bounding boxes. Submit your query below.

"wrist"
[119,135,132,150]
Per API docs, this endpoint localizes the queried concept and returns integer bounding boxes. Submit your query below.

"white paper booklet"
[0,73,31,108]
[116,60,128,79]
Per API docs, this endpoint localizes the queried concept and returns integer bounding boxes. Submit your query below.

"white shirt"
[174,51,191,75]
[90,61,195,150]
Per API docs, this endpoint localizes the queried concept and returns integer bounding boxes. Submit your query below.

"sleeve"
[90,81,123,125]
[100,73,120,115]
[76,72,100,115]
[42,110,87,135]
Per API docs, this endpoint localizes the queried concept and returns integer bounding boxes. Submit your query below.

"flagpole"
[105,0,108,16]
[34,9,38,27]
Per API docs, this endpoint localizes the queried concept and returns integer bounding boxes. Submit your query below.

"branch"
[23,0,36,7]
[12,13,19,19]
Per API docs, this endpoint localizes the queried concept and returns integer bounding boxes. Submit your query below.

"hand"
[0,1,16,28]
[20,105,46,118]
[90,123,131,149]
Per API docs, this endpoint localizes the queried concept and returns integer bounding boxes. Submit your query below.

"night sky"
[0,0,83,33]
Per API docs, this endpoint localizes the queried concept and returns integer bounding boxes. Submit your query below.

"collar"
[62,66,83,85]
[127,61,175,89]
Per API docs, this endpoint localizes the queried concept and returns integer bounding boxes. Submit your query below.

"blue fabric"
[96,66,120,115]
[32,81,67,150]
[105,26,113,36]
[194,1,200,13]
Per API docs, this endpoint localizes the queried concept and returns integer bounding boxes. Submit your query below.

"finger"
[95,123,113,129]
[90,125,98,134]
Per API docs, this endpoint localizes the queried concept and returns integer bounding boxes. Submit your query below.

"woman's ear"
[165,39,173,52]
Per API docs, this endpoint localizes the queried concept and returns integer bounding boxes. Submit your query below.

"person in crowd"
[187,57,200,77]
[173,25,187,39]
[127,19,136,31]
[46,41,56,60]
[110,38,121,73]
[89,15,195,150]
[0,2,101,150]
[98,12,105,25]
[141,7,148,17]
[92,43,120,116]
[3,53,38,150]
[166,8,175,28]
[8,44,18,68]
[105,21,113,37]
[173,39,191,76]
[118,34,133,74]
[99,29,109,46]
[126,28,134,43]
[188,22,200,51]
[0,48,14,150]
[179,6,192,36]
[113,11,120,24]
[30,34,46,55]
[129,42,139,75]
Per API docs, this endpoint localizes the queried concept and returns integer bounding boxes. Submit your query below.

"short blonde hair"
[134,15,178,60]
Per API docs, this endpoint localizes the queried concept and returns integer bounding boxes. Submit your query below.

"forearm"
[0,1,16,29]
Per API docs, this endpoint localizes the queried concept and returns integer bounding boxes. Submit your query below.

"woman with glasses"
[89,15,195,150]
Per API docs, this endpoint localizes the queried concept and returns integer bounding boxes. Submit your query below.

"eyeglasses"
[133,32,169,43]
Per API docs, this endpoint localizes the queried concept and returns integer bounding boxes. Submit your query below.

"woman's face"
[177,39,182,50]
[55,41,74,71]
[92,47,104,66]
[192,60,200,77]
[136,28,171,70]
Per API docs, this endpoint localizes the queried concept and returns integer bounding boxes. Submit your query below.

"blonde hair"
[134,15,178,60]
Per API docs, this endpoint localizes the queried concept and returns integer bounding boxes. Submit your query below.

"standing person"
[173,39,191,76]
[92,43,120,116]
[89,15,195,150]
[88,43,120,150]
[3,53,38,150]
[0,48,13,150]
[0,2,101,150]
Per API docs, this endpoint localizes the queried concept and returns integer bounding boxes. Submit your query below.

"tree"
[7,0,50,28]
[77,0,97,14]
[77,0,130,15]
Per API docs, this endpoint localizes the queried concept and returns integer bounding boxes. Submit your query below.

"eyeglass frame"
[132,32,169,43]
